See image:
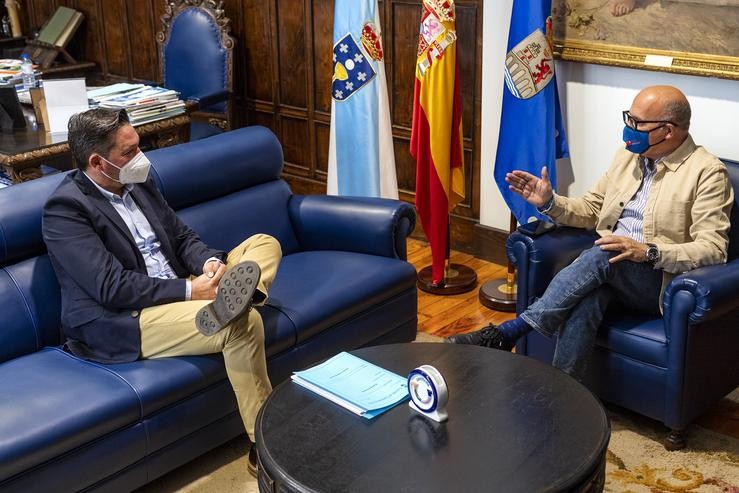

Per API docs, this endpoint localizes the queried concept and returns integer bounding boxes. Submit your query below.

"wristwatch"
[646,243,660,264]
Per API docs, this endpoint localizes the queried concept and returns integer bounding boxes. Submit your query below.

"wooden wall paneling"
[71,0,105,72]
[275,0,307,109]
[311,0,332,177]
[126,0,157,82]
[100,0,129,77]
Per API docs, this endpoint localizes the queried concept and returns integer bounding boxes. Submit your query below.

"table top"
[256,343,610,493]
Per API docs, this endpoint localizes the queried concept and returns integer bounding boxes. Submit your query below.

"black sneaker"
[445,324,514,351]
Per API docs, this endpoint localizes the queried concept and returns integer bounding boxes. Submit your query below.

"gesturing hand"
[594,235,649,264]
[504,166,553,207]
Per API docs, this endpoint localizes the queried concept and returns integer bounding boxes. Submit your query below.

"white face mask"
[99,151,151,184]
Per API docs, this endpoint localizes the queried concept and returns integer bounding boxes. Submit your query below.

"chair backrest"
[156,0,234,115]
[722,158,739,260]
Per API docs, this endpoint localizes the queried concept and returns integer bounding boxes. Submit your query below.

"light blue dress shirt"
[83,173,190,299]
[613,156,658,243]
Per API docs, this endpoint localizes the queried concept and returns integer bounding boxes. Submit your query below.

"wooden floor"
[407,238,515,337]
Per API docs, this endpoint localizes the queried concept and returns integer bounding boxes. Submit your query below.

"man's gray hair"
[662,99,691,130]
[67,108,130,170]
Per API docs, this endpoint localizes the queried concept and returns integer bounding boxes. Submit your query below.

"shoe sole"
[196,261,261,336]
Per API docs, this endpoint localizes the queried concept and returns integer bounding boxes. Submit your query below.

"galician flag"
[494,0,568,224]
[410,0,465,285]
[327,0,397,199]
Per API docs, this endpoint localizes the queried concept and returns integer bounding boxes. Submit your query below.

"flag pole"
[417,214,477,295]
[478,212,517,312]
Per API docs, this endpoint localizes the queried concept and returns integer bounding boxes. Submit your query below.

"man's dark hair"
[67,108,130,170]
[662,99,691,130]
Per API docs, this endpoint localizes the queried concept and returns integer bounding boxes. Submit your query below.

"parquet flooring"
[407,238,515,337]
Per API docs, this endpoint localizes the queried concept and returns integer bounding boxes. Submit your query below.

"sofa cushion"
[266,251,417,344]
[148,126,284,211]
[176,180,301,257]
[0,348,141,480]
[597,312,667,368]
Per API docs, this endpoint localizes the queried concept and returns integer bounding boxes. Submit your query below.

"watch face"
[647,246,659,261]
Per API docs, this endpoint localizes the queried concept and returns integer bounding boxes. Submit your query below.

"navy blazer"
[42,170,225,363]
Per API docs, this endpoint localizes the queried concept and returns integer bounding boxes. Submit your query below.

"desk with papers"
[0,83,189,183]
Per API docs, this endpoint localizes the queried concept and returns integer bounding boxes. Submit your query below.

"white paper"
[43,78,89,134]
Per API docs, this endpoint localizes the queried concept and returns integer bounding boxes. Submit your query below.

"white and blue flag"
[328,0,398,199]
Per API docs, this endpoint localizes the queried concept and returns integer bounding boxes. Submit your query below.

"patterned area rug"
[137,333,739,492]
[605,389,739,492]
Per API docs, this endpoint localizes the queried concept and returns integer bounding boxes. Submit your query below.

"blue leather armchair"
[156,0,234,141]
[506,158,739,450]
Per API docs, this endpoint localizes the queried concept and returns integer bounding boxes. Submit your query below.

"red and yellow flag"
[410,0,465,285]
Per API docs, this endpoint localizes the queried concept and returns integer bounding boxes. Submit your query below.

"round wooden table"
[255,343,610,492]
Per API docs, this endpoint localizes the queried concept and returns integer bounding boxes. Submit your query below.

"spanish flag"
[410,0,465,285]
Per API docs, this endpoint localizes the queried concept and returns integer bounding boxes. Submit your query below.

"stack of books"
[88,83,186,125]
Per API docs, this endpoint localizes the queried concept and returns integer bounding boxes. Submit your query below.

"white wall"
[480,2,739,231]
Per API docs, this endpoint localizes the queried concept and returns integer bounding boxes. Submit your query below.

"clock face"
[409,373,436,411]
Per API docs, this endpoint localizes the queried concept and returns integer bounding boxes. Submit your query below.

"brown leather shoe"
[247,444,258,478]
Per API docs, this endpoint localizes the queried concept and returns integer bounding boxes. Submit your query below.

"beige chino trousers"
[139,234,282,441]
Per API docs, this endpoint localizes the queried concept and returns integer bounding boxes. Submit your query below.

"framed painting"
[551,0,739,80]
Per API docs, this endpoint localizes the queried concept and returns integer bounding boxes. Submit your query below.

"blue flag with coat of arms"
[494,0,568,224]
[328,0,397,198]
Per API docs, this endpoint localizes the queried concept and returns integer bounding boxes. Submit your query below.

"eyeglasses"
[622,110,677,130]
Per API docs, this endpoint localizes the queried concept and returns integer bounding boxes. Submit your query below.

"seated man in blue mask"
[42,108,281,476]
[448,85,733,381]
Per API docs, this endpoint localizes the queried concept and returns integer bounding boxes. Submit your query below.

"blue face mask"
[622,125,666,154]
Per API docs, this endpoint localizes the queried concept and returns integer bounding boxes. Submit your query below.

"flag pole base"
[478,279,517,312]
[417,264,477,295]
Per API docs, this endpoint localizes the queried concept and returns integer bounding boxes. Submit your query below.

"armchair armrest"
[287,195,416,260]
[506,223,598,310]
[663,258,739,327]
[185,89,230,111]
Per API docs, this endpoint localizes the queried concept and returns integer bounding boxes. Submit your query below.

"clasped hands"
[191,259,227,300]
[505,167,650,264]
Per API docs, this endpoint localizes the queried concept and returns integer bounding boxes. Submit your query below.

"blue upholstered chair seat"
[267,251,418,345]
[597,313,667,368]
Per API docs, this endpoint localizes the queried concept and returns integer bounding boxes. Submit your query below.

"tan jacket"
[547,135,734,299]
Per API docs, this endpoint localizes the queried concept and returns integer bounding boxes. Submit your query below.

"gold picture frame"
[552,0,739,81]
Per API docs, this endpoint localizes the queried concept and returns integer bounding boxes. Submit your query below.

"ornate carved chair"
[506,158,739,451]
[156,0,235,141]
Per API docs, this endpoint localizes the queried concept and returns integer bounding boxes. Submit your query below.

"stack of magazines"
[88,83,186,125]
[291,351,409,419]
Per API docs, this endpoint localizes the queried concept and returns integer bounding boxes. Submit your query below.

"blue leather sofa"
[0,126,418,491]
[507,158,739,450]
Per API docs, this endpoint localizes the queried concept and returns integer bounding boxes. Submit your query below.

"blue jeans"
[520,245,662,381]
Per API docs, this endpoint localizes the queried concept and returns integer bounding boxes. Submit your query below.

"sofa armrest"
[288,195,417,260]
[663,258,739,328]
[506,224,598,311]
